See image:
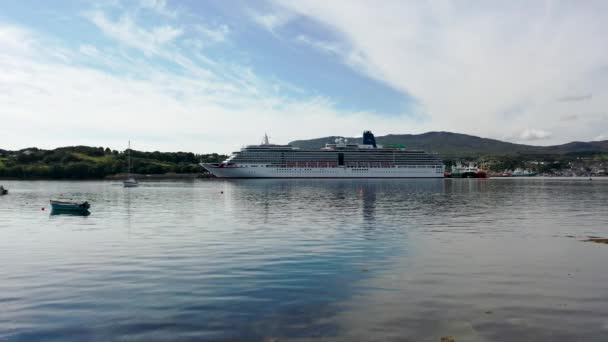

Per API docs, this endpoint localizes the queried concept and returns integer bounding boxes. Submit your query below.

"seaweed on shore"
[584,237,608,244]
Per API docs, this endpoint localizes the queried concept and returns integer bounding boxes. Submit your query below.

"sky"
[1,0,607,153]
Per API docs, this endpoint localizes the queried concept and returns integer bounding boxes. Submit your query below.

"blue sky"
[1,0,607,152]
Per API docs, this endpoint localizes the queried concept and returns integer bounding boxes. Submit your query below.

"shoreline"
[104,172,215,180]
[0,172,216,181]
[2,175,606,181]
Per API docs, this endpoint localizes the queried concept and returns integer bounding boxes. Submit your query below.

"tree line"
[0,146,226,179]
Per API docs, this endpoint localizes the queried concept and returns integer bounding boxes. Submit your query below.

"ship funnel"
[362,131,377,148]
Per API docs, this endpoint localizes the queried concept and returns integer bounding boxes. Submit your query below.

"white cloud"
[558,94,592,102]
[4,1,608,154]
[296,35,342,55]
[250,12,291,34]
[85,11,182,55]
[195,24,230,43]
[274,0,608,144]
[518,129,552,141]
[559,113,579,122]
[151,25,182,44]
[79,44,99,57]
[593,134,606,141]
[0,22,407,153]
[138,0,176,17]
[0,25,34,54]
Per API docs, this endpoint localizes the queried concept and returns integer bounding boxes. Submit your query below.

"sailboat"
[123,141,139,188]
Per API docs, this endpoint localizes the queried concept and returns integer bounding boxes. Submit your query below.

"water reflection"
[124,189,132,235]
[223,179,445,225]
[1,179,608,341]
[360,184,376,224]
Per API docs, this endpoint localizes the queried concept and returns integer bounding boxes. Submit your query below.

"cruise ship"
[201,131,444,178]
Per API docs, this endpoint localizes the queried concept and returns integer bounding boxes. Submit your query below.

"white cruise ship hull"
[201,164,444,178]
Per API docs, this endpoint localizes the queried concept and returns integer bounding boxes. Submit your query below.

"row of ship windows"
[275,168,320,171]
[233,155,437,159]
[243,164,442,168]
[236,160,441,163]
[235,155,433,157]
[238,151,431,153]
[351,169,442,172]
[239,152,430,156]
[264,168,443,173]
[261,166,442,169]
[235,154,436,157]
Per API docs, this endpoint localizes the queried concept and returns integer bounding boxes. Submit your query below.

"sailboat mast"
[127,140,131,176]
[123,140,139,187]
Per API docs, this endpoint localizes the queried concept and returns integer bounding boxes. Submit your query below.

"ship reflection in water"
[1,179,608,341]
[223,178,445,227]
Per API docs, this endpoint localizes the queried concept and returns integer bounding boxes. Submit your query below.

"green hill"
[290,131,608,158]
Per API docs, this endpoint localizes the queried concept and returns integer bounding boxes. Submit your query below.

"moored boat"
[475,169,488,178]
[50,200,90,212]
[123,140,139,188]
[512,168,537,177]
[123,178,138,187]
[0,185,7,195]
[450,164,488,178]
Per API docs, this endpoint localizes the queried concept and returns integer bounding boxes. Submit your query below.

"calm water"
[1,178,608,341]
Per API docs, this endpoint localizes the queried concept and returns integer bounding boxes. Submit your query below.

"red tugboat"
[475,169,488,178]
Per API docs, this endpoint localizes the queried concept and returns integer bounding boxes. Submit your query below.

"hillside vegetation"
[0,146,226,179]
[289,131,608,158]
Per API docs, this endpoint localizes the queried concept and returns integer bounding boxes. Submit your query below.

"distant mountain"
[289,131,608,158]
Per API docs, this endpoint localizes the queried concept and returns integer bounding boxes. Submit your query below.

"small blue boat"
[50,209,90,217]
[50,200,90,212]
